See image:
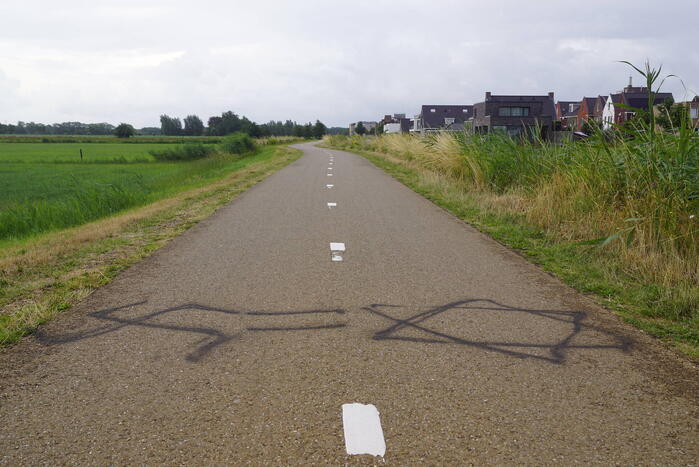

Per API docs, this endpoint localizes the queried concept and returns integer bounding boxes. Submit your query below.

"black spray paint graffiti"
[365,299,631,364]
[40,301,346,362]
[41,298,631,364]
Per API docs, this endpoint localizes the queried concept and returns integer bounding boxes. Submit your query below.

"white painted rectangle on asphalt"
[327,202,337,208]
[327,173,333,176]
[342,403,386,457]
[330,242,345,261]
[326,184,334,189]
[330,242,345,252]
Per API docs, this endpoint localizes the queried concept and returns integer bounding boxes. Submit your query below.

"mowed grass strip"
[0,145,302,345]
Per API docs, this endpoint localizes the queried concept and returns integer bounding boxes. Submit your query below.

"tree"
[302,123,313,139]
[114,123,135,138]
[312,120,327,139]
[355,121,367,136]
[160,115,183,136]
[207,111,243,136]
[183,115,205,136]
[656,97,689,131]
[326,127,350,135]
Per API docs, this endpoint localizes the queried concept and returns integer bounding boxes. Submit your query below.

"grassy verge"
[0,145,302,345]
[323,138,698,359]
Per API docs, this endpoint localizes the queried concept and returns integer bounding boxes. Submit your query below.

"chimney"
[548,92,554,99]
[629,76,633,87]
[485,91,491,101]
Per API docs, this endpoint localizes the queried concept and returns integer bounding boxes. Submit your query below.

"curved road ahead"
[1,142,697,464]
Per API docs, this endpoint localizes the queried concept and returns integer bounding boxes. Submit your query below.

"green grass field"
[0,141,277,244]
[0,143,183,163]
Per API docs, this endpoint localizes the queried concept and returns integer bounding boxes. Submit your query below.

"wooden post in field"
[80,149,83,161]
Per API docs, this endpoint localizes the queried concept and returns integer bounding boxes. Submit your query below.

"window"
[493,125,507,133]
[498,107,529,117]
[691,108,699,119]
[462,108,468,113]
[444,118,455,125]
[430,108,436,113]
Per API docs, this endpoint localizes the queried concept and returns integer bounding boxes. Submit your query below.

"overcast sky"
[1,0,696,128]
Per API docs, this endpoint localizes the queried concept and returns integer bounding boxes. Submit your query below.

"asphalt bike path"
[1,142,697,464]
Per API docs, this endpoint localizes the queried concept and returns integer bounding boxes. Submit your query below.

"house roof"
[419,105,473,128]
[557,101,580,117]
[610,93,622,104]
[622,92,673,110]
[582,97,597,111]
[483,94,556,117]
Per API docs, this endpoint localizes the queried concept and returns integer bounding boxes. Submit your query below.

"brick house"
[555,101,580,130]
[411,105,473,133]
[594,95,608,124]
[471,92,557,139]
[575,97,600,131]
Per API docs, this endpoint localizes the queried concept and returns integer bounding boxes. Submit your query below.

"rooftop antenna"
[629,76,633,87]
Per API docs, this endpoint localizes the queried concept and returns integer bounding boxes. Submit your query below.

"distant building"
[381,114,411,134]
[575,96,602,131]
[471,92,557,139]
[411,105,473,133]
[349,121,378,136]
[688,96,699,129]
[602,79,673,129]
[555,101,580,130]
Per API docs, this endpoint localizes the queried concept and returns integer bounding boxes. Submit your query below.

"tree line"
[1,112,337,139]
[0,121,116,135]
[159,112,328,139]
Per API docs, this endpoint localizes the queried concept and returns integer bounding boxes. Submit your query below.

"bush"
[220,132,256,155]
[114,123,136,138]
[149,144,215,161]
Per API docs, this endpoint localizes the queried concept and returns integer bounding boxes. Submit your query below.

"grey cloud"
[0,0,696,127]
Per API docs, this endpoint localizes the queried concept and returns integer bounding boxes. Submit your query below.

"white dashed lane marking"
[326,184,334,189]
[330,242,345,262]
[342,403,386,457]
